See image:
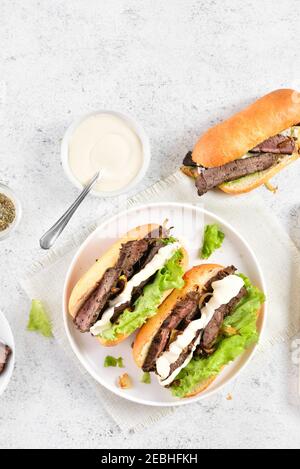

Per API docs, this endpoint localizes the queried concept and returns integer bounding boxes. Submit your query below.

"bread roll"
[192,89,300,168]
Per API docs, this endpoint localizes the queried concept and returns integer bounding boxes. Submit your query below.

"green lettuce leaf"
[27,299,53,338]
[141,372,151,384]
[100,249,184,341]
[201,224,225,259]
[162,236,178,245]
[170,275,265,397]
[104,356,124,367]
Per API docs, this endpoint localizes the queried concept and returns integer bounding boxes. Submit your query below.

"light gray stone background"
[1,0,300,449]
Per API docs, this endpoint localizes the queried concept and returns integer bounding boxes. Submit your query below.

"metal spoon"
[40,171,100,250]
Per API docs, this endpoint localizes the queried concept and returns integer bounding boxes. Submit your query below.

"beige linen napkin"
[20,171,300,432]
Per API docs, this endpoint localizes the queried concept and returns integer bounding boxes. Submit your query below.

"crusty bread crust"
[219,152,299,194]
[133,264,223,367]
[192,89,300,167]
[98,246,189,346]
[68,224,161,319]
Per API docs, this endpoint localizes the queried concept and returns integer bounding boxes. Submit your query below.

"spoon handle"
[40,171,100,250]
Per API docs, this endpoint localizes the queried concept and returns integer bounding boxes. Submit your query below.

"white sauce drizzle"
[90,241,181,336]
[280,126,300,138]
[156,274,244,386]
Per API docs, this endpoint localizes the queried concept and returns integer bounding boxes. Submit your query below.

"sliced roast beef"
[196,153,281,196]
[109,239,166,324]
[142,291,199,372]
[110,272,157,324]
[183,134,295,170]
[138,238,166,270]
[74,268,121,332]
[167,329,202,379]
[145,225,169,239]
[183,151,198,167]
[204,265,236,291]
[75,239,152,332]
[117,239,150,278]
[250,134,295,154]
[199,286,247,355]
[0,342,12,374]
[109,300,130,324]
[178,266,238,342]
[143,267,237,371]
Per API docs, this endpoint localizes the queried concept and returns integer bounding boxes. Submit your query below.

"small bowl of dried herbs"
[0,183,22,241]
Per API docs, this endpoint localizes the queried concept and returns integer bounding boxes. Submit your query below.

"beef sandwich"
[133,264,265,397]
[181,89,300,196]
[68,224,188,346]
[0,342,12,375]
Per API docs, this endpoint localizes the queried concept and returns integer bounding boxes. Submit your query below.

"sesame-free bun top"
[192,89,300,168]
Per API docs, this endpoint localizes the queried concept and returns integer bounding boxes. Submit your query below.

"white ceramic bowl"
[63,202,266,407]
[0,311,15,396]
[61,110,151,198]
[0,183,22,241]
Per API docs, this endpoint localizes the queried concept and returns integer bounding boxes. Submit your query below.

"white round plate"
[63,202,266,406]
[0,311,15,396]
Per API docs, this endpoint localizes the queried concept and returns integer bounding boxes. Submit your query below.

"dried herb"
[0,193,16,232]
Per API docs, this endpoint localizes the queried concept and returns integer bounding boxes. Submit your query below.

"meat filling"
[198,286,247,355]
[109,238,167,324]
[250,134,295,154]
[167,329,202,378]
[0,342,12,374]
[163,285,245,381]
[74,268,121,332]
[182,151,197,167]
[74,230,168,332]
[143,265,246,378]
[142,291,200,372]
[195,153,281,196]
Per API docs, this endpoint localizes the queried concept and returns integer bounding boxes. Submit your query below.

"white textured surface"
[1,0,300,449]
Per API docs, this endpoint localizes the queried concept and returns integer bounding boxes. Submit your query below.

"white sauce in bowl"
[68,113,144,193]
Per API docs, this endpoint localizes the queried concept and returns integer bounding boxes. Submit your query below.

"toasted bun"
[218,152,299,194]
[192,89,300,168]
[133,264,223,368]
[133,264,263,398]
